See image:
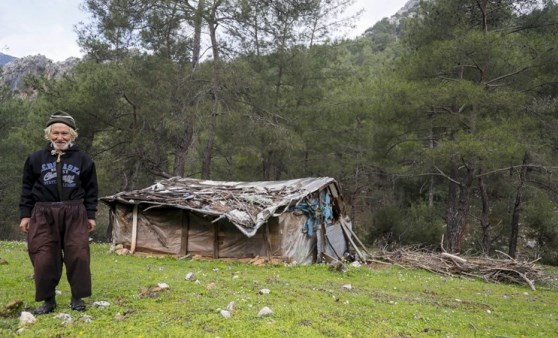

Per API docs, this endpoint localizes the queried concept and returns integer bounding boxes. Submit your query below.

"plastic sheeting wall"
[111,206,183,254]
[110,204,336,264]
[277,213,316,264]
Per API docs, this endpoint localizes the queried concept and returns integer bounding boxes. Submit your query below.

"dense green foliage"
[1,241,557,336]
[0,0,557,262]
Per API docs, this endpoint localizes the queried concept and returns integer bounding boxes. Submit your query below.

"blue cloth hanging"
[292,198,319,237]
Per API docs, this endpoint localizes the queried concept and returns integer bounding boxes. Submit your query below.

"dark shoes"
[32,297,56,315]
[32,297,85,315]
[71,297,86,311]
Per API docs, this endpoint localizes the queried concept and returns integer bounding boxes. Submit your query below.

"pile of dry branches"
[377,247,546,290]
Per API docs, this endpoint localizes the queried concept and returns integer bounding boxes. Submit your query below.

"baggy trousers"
[27,200,92,301]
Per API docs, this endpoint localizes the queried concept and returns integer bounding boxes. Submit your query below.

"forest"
[0,0,557,263]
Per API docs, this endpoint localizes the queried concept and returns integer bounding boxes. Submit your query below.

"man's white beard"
[51,140,73,151]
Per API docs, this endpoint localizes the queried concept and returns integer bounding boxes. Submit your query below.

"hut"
[100,177,359,264]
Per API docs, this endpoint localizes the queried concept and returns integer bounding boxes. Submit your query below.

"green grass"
[1,241,557,337]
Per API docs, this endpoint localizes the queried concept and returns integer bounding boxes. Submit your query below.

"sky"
[0,0,409,62]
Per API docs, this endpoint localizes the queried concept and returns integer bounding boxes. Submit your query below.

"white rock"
[220,310,231,318]
[185,272,196,280]
[350,261,362,268]
[259,288,270,295]
[19,312,36,325]
[81,314,93,323]
[342,284,352,290]
[157,283,170,289]
[55,313,73,325]
[257,307,273,317]
[93,301,111,308]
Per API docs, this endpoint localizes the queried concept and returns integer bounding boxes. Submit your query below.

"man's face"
[49,123,73,150]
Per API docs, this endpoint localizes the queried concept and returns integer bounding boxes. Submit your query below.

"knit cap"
[46,111,76,129]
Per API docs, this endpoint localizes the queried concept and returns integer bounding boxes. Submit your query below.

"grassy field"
[1,241,557,337]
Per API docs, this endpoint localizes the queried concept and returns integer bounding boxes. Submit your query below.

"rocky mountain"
[361,0,421,51]
[389,0,421,24]
[0,52,17,66]
[0,54,80,96]
[358,0,420,35]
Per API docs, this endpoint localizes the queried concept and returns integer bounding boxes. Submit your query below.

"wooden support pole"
[213,222,219,258]
[179,211,190,256]
[131,204,139,254]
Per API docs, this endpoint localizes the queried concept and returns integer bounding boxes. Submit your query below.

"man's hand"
[19,218,30,233]
[88,219,96,232]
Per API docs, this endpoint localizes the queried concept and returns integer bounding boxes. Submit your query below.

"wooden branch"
[485,67,529,86]
[434,166,462,185]
[476,165,556,178]
[441,252,468,264]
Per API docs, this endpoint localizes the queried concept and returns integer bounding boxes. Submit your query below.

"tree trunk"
[200,2,221,179]
[191,0,204,70]
[428,126,435,208]
[478,172,491,256]
[201,115,215,179]
[172,121,194,177]
[262,150,273,180]
[509,152,529,258]
[445,164,475,253]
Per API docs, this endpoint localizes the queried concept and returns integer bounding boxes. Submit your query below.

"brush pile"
[377,247,547,290]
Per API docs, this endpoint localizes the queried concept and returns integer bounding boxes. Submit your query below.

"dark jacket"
[19,143,98,219]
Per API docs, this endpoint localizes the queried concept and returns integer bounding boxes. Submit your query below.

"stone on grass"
[257,306,273,317]
[185,272,195,281]
[220,310,231,318]
[93,301,110,308]
[55,313,73,325]
[342,284,352,290]
[81,314,93,323]
[19,311,36,325]
[157,283,170,290]
[258,288,270,295]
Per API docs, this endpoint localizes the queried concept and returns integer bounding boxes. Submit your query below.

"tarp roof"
[100,176,340,237]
